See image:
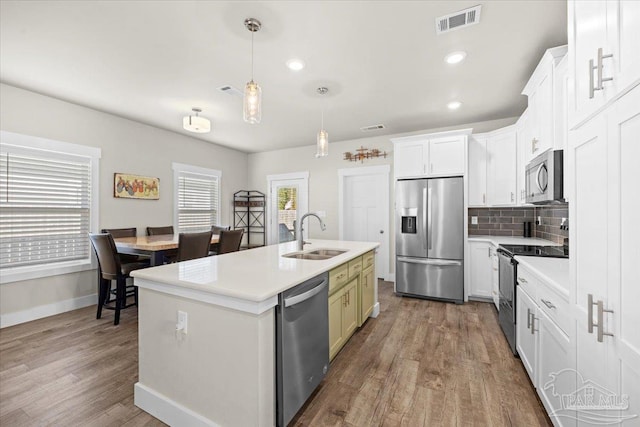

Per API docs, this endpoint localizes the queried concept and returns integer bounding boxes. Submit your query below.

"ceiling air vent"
[436,5,482,34]
[217,85,243,97]
[360,124,386,132]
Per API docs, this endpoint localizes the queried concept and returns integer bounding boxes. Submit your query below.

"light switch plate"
[471,216,478,225]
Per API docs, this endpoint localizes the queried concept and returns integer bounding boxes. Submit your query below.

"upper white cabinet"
[486,127,517,206]
[468,127,517,207]
[522,45,568,163]
[515,110,529,205]
[568,0,640,129]
[429,136,466,176]
[392,129,470,179]
[467,136,487,206]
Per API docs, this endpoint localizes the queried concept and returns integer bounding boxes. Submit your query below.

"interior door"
[269,178,308,245]
[343,170,389,279]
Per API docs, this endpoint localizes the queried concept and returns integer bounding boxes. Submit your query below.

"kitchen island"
[131,239,379,427]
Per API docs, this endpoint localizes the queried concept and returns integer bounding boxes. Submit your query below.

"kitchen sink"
[282,248,347,260]
[282,253,332,260]
[306,249,347,257]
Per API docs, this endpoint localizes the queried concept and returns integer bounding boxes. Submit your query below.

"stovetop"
[498,244,569,259]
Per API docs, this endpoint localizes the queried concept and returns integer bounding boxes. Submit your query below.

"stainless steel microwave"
[526,149,564,204]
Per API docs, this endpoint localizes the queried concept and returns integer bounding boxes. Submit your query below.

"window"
[173,163,221,233]
[0,131,101,283]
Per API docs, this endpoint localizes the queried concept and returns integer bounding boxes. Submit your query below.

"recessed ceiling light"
[445,51,467,65]
[286,59,305,71]
[447,101,462,110]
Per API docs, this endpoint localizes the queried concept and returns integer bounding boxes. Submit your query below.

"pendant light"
[183,108,211,133]
[315,87,329,158]
[243,18,262,124]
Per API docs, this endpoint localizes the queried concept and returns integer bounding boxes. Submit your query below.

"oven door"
[497,249,517,355]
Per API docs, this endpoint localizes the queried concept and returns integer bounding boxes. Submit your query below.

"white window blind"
[176,170,220,233]
[0,148,92,269]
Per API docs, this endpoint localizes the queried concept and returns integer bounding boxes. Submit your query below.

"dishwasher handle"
[284,279,328,307]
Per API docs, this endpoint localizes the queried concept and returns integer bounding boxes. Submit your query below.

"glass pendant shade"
[183,111,211,133]
[243,80,262,124]
[316,129,329,157]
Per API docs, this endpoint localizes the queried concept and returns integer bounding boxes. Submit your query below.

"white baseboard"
[371,302,381,318]
[386,272,395,282]
[0,293,97,328]
[135,382,219,427]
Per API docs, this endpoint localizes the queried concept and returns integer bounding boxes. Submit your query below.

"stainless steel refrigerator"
[395,177,464,303]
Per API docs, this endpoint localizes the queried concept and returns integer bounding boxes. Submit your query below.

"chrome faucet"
[296,212,326,250]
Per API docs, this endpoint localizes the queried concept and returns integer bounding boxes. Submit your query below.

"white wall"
[0,84,248,322]
[247,117,518,278]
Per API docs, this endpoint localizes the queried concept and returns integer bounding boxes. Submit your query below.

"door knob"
[379,230,384,234]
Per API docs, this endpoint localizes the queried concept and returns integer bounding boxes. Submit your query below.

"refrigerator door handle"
[422,187,427,249]
[397,256,462,267]
[427,186,433,250]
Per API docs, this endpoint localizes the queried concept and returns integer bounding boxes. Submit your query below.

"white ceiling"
[0,1,567,153]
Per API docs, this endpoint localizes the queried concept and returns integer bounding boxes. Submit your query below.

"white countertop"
[131,239,378,311]
[514,255,570,296]
[468,235,562,247]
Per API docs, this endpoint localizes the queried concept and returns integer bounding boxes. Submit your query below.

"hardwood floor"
[0,281,550,426]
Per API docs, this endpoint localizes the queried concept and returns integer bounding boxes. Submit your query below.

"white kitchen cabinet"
[392,130,469,179]
[393,140,428,178]
[515,110,529,205]
[522,45,568,163]
[428,135,465,175]
[486,127,517,206]
[537,309,576,427]
[517,287,538,383]
[491,247,499,310]
[568,0,640,129]
[569,83,640,424]
[468,136,487,206]
[469,242,493,299]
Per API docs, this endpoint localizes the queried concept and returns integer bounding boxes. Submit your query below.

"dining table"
[114,234,220,266]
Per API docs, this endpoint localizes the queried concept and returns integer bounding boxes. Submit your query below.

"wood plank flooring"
[0,281,550,426]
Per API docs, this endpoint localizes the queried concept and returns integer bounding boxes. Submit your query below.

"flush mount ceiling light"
[243,18,262,124]
[286,58,305,71]
[445,51,467,64]
[316,87,329,158]
[183,108,211,133]
[447,101,462,110]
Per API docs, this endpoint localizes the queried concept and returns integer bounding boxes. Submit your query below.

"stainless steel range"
[497,243,568,355]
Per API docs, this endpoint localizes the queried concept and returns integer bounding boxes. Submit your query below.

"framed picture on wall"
[114,173,159,200]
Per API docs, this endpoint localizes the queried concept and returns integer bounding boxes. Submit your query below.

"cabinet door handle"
[517,277,527,284]
[596,47,614,90]
[588,293,595,334]
[531,138,538,153]
[589,58,596,99]
[483,193,486,204]
[511,192,514,202]
[531,315,538,334]
[488,247,491,258]
[541,299,556,310]
[527,308,532,329]
[596,299,614,343]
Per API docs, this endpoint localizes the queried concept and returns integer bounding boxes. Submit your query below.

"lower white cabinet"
[469,242,493,299]
[491,247,499,309]
[517,279,575,427]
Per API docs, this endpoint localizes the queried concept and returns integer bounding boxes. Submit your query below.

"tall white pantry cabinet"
[568,0,640,425]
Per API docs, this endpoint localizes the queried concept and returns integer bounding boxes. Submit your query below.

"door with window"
[268,173,308,245]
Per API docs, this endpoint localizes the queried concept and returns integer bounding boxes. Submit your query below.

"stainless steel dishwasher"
[276,272,329,427]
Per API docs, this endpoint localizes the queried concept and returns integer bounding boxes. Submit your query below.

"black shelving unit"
[233,190,266,249]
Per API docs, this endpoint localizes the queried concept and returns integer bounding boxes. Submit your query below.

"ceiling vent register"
[360,124,386,132]
[218,85,243,97]
[436,5,482,34]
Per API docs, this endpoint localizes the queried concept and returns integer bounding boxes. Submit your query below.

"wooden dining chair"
[146,225,174,236]
[176,231,214,262]
[209,225,231,255]
[101,227,150,264]
[217,229,244,254]
[89,233,148,325]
